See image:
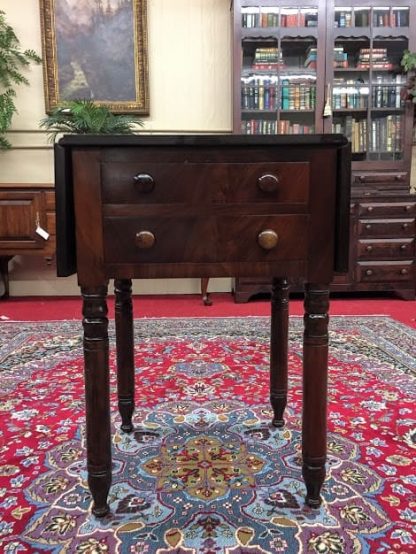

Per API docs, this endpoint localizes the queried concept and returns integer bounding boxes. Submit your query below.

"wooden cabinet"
[232,1,416,301]
[0,184,55,298]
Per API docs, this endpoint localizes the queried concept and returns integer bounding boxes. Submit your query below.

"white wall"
[1,0,233,296]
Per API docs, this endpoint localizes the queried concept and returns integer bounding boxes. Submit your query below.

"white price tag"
[36,225,50,240]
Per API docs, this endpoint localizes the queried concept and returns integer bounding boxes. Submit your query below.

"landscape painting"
[40,0,149,113]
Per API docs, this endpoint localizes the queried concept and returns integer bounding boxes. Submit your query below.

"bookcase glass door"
[329,2,410,164]
[239,2,323,135]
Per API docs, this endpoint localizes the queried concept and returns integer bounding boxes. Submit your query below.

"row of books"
[334,8,408,28]
[241,79,316,111]
[242,119,315,135]
[372,78,404,109]
[241,9,318,29]
[334,47,348,69]
[373,9,409,28]
[333,82,369,110]
[333,115,402,153]
[369,115,402,153]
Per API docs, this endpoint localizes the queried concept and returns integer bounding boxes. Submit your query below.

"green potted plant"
[0,10,41,149]
[401,50,416,104]
[40,99,143,142]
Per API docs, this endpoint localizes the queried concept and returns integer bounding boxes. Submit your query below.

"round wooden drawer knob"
[365,269,373,276]
[366,206,373,213]
[404,205,412,212]
[402,223,409,230]
[400,268,408,276]
[257,174,279,193]
[135,230,155,249]
[400,244,407,251]
[365,245,373,252]
[257,229,279,250]
[365,224,372,230]
[133,173,155,193]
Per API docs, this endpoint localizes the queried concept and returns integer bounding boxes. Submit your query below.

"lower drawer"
[356,261,414,283]
[103,214,309,264]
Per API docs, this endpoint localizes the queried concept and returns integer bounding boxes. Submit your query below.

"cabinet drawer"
[0,191,45,250]
[356,261,414,283]
[357,238,415,260]
[358,219,415,238]
[101,162,309,205]
[358,202,416,217]
[103,214,309,264]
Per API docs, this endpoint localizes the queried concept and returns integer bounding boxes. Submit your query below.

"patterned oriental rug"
[0,317,415,554]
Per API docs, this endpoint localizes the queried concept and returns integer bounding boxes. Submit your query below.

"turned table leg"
[302,283,329,508]
[201,277,212,306]
[270,278,289,428]
[115,279,135,433]
[82,285,112,517]
[0,256,13,299]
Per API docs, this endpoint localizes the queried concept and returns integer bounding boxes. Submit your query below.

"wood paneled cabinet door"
[232,0,416,301]
[0,186,55,298]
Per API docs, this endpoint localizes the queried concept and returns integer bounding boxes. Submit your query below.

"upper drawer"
[101,162,309,205]
[358,218,415,238]
[358,202,416,217]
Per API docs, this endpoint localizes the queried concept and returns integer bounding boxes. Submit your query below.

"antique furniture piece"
[0,183,55,298]
[233,0,415,300]
[55,134,350,517]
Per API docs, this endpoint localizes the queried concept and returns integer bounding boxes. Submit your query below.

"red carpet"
[1,293,415,328]
[0,316,415,553]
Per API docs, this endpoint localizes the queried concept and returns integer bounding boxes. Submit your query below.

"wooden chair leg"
[0,256,13,299]
[270,278,289,427]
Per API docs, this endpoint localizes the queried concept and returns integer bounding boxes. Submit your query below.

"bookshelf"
[232,1,416,301]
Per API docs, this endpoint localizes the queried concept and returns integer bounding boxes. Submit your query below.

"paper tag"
[36,225,50,240]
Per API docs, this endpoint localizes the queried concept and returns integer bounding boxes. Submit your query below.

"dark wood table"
[55,134,350,517]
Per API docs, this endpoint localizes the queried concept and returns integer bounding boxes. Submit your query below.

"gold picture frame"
[39,0,149,114]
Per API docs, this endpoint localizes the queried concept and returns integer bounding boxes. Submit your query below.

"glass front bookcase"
[327,2,413,167]
[235,1,325,135]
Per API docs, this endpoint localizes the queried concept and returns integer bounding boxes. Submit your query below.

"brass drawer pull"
[257,229,279,250]
[135,230,155,249]
[133,173,155,193]
[400,268,409,276]
[365,245,373,252]
[257,174,279,193]
[365,269,373,276]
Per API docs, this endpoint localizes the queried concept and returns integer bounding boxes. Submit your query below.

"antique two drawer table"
[55,135,350,516]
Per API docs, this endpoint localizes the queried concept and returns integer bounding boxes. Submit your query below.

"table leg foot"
[270,393,286,428]
[119,402,134,433]
[303,463,325,508]
[89,470,111,517]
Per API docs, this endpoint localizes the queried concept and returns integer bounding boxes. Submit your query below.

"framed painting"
[39,0,149,114]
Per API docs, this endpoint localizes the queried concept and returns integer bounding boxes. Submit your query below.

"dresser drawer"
[358,202,416,217]
[358,219,415,238]
[357,238,415,260]
[103,214,309,264]
[356,261,414,283]
[101,162,309,205]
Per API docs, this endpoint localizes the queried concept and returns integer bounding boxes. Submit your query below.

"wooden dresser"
[0,184,55,298]
[55,134,350,517]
